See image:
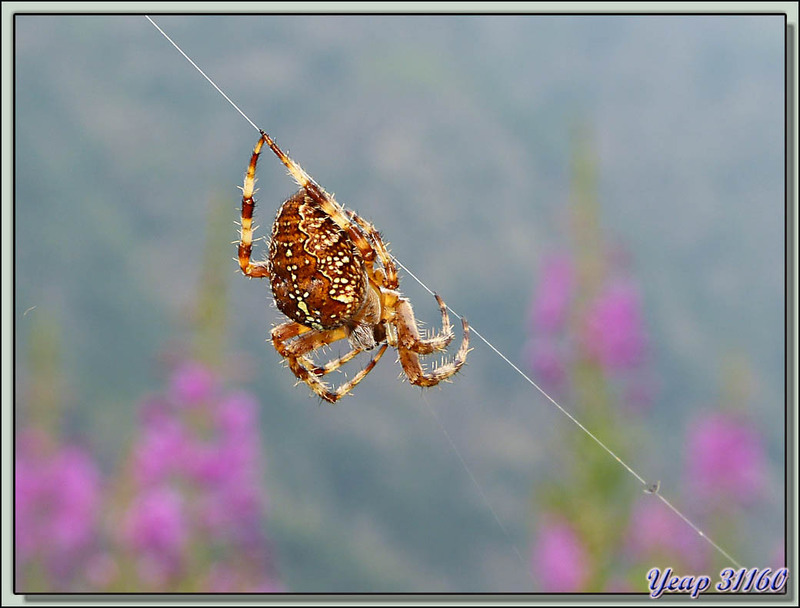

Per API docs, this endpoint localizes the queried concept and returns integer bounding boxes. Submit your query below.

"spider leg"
[347,211,398,289]
[273,323,357,375]
[238,136,270,278]
[288,343,388,403]
[271,321,389,402]
[304,347,364,377]
[346,211,456,353]
[253,132,398,305]
[394,298,470,387]
[348,212,457,355]
[413,294,456,353]
[271,321,343,358]
[386,294,455,354]
[249,131,469,396]
[257,130,377,266]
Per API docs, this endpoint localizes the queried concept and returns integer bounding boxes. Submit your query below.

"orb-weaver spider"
[238,129,469,402]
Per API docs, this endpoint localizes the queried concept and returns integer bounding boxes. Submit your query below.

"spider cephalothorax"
[238,130,469,402]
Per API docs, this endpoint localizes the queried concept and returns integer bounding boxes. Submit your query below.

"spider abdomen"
[268,191,368,330]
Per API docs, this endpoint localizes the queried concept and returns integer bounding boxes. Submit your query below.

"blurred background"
[13,14,786,593]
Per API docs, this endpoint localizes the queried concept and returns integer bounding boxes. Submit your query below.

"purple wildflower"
[531,516,591,592]
[122,485,187,583]
[530,253,574,334]
[524,336,568,393]
[582,278,646,372]
[205,564,283,593]
[132,409,188,487]
[48,447,102,556]
[183,439,228,486]
[686,411,766,505]
[121,360,278,591]
[15,429,101,583]
[215,391,259,437]
[184,391,266,534]
[250,578,285,593]
[15,430,48,561]
[169,360,217,407]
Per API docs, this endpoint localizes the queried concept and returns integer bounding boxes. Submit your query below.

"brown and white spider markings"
[237,130,470,403]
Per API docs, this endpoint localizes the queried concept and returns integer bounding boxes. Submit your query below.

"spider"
[237,129,470,403]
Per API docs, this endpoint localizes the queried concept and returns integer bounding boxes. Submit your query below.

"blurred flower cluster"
[15,198,282,593]
[15,429,102,589]
[15,357,282,593]
[524,133,775,592]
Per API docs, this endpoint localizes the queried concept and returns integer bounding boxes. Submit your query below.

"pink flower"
[530,254,574,334]
[205,565,283,593]
[531,516,591,592]
[215,391,259,437]
[525,337,567,393]
[123,485,187,581]
[250,578,285,593]
[686,412,766,505]
[14,430,102,582]
[197,433,264,540]
[48,447,101,556]
[183,439,228,485]
[582,278,646,372]
[169,360,217,406]
[132,413,188,487]
[121,360,280,590]
[15,435,46,560]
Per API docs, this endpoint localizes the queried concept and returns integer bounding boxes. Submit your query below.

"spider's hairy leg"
[272,321,388,402]
[347,211,398,289]
[395,297,470,387]
[389,293,455,354]
[287,343,389,403]
[272,323,348,359]
[273,323,373,376]
[305,347,363,377]
[256,130,376,265]
[423,294,456,352]
[271,321,313,356]
[238,135,270,278]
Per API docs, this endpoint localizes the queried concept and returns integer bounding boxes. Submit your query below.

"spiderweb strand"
[422,393,527,566]
[145,16,743,571]
[395,259,648,485]
[145,16,261,134]
[394,261,744,571]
